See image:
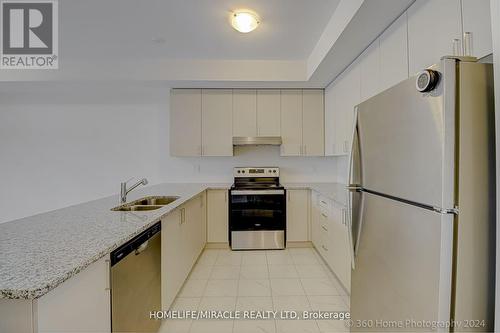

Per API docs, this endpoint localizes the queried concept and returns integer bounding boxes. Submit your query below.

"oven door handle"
[231,190,285,195]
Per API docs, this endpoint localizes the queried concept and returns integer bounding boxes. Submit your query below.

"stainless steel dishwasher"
[110,222,161,333]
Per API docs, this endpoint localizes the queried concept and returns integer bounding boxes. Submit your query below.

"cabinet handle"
[321,225,328,232]
[180,208,185,224]
[304,145,307,156]
[300,145,303,155]
[321,213,328,218]
[288,192,290,202]
[341,208,346,226]
[322,245,328,251]
[105,259,111,291]
[344,140,349,153]
[320,200,327,205]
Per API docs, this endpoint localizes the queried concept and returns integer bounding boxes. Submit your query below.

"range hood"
[233,136,282,146]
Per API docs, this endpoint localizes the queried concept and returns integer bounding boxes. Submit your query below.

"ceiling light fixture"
[231,11,260,33]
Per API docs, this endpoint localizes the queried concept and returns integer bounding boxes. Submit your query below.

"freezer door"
[350,192,453,331]
[355,59,456,209]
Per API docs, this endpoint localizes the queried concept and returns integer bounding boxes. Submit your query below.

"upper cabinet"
[233,89,257,137]
[280,90,325,157]
[280,90,303,156]
[257,90,281,136]
[201,90,233,156]
[461,0,493,59]
[302,90,325,156]
[170,89,202,156]
[359,40,381,102]
[407,0,462,75]
[379,12,409,92]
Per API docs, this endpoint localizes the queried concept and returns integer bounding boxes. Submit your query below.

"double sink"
[111,196,179,211]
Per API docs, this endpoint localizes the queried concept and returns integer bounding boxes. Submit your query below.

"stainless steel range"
[229,167,286,250]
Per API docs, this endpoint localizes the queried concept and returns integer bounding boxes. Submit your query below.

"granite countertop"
[0,181,346,300]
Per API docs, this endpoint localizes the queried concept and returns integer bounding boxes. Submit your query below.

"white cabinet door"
[257,90,281,136]
[170,89,201,156]
[37,256,111,333]
[207,189,229,243]
[202,89,233,156]
[310,192,321,249]
[185,194,206,263]
[461,0,493,58]
[302,90,325,156]
[359,40,381,102]
[161,210,183,310]
[324,82,337,156]
[233,89,257,137]
[280,90,302,156]
[408,0,462,75]
[379,12,409,92]
[328,203,351,291]
[286,189,310,242]
[336,61,360,155]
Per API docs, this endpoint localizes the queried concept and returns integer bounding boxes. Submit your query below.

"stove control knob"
[273,170,277,173]
[242,170,245,173]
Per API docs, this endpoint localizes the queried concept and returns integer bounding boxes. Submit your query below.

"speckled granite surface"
[284,183,348,206]
[0,183,230,300]
[0,182,346,300]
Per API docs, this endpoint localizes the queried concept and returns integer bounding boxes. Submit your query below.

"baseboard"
[205,242,230,249]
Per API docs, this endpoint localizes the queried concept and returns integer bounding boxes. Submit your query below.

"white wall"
[0,83,338,224]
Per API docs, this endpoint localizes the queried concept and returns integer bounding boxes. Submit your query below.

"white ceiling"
[62,0,340,60]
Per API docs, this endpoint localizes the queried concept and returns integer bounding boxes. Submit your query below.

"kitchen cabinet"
[310,191,322,249]
[302,90,325,156]
[325,61,360,156]
[257,90,281,136]
[379,12,409,92]
[359,40,381,102]
[0,256,111,333]
[170,89,202,156]
[201,89,233,156]
[281,89,325,157]
[162,195,207,310]
[286,189,310,242]
[280,90,303,156]
[233,89,257,137]
[461,0,493,59]
[408,0,462,75]
[207,189,229,243]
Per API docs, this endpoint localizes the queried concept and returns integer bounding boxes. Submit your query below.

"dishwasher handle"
[135,241,149,255]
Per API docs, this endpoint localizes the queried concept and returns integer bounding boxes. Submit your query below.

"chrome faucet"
[120,178,148,204]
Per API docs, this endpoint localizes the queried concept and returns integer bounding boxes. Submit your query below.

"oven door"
[229,189,286,250]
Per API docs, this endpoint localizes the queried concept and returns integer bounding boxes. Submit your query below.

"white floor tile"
[171,297,201,311]
[238,279,271,296]
[316,319,350,333]
[215,251,242,266]
[307,296,348,311]
[197,250,219,266]
[233,320,276,333]
[295,265,329,279]
[189,264,213,279]
[204,279,238,297]
[272,295,311,312]
[236,296,274,312]
[266,253,294,266]
[240,265,269,279]
[210,265,241,279]
[270,279,305,296]
[198,296,236,311]
[276,320,320,333]
[189,320,234,333]
[179,279,208,297]
[300,279,340,296]
[268,265,299,279]
[242,254,268,266]
[291,253,320,265]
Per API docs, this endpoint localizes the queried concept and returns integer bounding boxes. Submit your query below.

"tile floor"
[159,247,350,333]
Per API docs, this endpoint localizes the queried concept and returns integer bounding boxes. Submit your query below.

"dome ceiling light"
[231,11,260,33]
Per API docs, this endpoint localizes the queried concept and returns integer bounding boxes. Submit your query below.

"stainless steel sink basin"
[111,196,179,212]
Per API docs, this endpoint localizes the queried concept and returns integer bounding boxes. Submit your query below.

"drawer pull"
[321,213,328,218]
[320,200,327,205]
[321,245,328,251]
[321,225,328,232]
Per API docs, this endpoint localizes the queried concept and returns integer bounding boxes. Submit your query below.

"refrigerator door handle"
[347,106,361,270]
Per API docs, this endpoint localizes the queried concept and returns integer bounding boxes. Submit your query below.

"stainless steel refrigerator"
[348,57,495,331]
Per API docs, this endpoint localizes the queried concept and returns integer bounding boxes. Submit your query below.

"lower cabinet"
[207,189,229,243]
[161,194,207,310]
[0,256,111,333]
[311,192,351,291]
[286,189,310,243]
